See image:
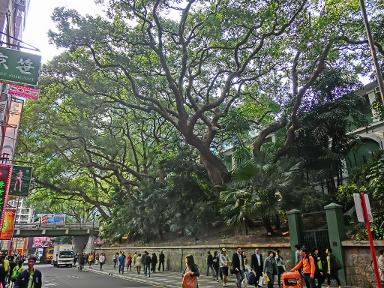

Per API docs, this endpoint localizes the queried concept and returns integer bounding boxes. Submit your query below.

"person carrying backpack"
[10,260,24,286]
[290,248,316,288]
[325,248,341,288]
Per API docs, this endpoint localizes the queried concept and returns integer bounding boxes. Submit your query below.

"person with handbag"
[182,255,199,288]
[263,251,277,288]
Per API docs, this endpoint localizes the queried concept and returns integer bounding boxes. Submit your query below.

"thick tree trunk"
[262,216,274,236]
[200,152,229,187]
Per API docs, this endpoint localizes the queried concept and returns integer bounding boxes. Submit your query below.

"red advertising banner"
[0,209,16,240]
[7,83,39,100]
[0,165,12,227]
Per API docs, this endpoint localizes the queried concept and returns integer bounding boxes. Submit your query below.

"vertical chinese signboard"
[0,165,12,228]
[0,209,16,240]
[0,47,41,86]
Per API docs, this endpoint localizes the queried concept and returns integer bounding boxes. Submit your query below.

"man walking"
[206,251,214,276]
[313,248,324,288]
[291,248,316,288]
[219,248,230,287]
[118,252,126,274]
[251,248,263,287]
[158,251,165,271]
[14,256,42,288]
[144,251,152,277]
[232,247,245,288]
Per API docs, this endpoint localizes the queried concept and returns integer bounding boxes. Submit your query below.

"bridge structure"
[12,223,100,252]
[13,223,99,237]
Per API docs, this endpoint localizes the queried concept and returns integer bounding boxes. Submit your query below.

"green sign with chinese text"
[0,47,41,86]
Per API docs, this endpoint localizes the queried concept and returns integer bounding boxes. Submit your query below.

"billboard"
[0,165,12,227]
[0,47,41,86]
[0,209,16,240]
[9,165,33,196]
[32,237,52,248]
[40,214,65,224]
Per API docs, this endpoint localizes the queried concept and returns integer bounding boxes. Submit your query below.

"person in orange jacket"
[290,247,316,288]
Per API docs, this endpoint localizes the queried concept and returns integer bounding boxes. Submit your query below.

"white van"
[52,244,74,267]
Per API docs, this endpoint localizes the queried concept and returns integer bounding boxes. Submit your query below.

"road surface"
[37,264,152,288]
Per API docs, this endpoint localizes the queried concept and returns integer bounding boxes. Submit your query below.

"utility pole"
[359,0,384,103]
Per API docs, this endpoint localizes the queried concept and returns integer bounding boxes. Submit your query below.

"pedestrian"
[251,248,263,287]
[219,248,230,287]
[0,256,7,288]
[113,252,119,269]
[10,260,24,286]
[206,251,214,277]
[133,252,138,268]
[379,249,384,282]
[264,251,277,288]
[182,255,199,288]
[88,253,94,268]
[95,253,99,265]
[14,256,42,288]
[151,253,157,273]
[275,250,285,288]
[158,251,165,271]
[99,253,106,271]
[9,255,16,285]
[126,254,132,271]
[78,253,85,272]
[73,253,78,267]
[118,252,126,274]
[290,247,316,288]
[313,248,325,288]
[295,244,301,263]
[136,253,142,274]
[212,251,220,281]
[144,251,152,277]
[232,247,245,288]
[325,248,341,288]
[3,256,9,285]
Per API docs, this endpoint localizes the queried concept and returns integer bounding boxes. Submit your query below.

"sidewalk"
[85,264,359,288]
[85,264,236,288]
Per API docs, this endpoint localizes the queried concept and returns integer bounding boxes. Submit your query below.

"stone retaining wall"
[95,243,292,273]
[342,240,384,288]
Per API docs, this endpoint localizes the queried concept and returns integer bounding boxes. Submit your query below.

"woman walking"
[325,248,341,288]
[182,255,199,288]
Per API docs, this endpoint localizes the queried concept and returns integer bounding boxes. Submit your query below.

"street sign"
[9,165,33,196]
[0,209,16,240]
[353,193,373,222]
[0,47,41,86]
[7,82,39,100]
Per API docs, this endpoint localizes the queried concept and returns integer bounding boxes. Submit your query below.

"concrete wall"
[95,243,291,273]
[342,240,384,288]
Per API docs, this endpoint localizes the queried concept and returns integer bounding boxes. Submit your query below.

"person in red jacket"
[290,248,316,288]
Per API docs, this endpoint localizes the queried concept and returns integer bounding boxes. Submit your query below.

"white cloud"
[23,0,104,63]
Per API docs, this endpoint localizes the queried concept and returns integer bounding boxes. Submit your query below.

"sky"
[23,0,104,63]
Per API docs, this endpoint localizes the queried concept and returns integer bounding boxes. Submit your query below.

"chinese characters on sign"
[0,209,16,240]
[0,165,12,228]
[0,47,41,86]
[5,82,40,100]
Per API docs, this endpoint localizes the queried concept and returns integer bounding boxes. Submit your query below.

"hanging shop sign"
[7,82,39,100]
[0,209,16,240]
[0,165,12,227]
[9,165,33,197]
[0,47,41,86]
